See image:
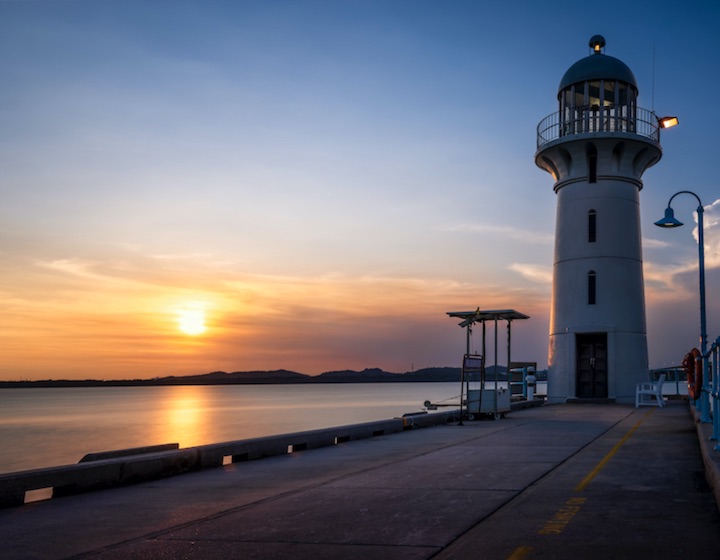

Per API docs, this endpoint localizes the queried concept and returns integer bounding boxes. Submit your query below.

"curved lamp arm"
[655,190,706,355]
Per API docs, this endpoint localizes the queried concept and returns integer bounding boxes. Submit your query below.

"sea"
[0,382,474,475]
[2,378,685,476]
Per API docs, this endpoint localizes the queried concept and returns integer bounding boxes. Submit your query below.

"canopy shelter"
[447,309,530,365]
[447,309,530,419]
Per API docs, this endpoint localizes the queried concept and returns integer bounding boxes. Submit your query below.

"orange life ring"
[682,348,703,400]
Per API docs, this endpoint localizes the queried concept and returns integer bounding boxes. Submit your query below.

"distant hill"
[151,370,310,385]
[0,365,547,387]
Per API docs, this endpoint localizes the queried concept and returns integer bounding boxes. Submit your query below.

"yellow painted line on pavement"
[533,408,654,541]
[574,408,655,492]
[537,496,587,535]
[511,408,656,553]
[507,546,533,559]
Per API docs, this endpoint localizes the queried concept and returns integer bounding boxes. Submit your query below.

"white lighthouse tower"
[535,36,664,403]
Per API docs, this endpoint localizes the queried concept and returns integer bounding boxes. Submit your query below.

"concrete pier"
[2,402,719,559]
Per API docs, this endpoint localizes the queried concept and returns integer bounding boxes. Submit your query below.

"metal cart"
[462,354,510,420]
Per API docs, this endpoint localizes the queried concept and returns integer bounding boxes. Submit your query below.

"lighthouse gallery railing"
[537,106,660,149]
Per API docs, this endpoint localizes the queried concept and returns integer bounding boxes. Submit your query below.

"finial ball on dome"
[589,35,606,53]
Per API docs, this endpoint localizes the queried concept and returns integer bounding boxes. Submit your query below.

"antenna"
[651,42,656,112]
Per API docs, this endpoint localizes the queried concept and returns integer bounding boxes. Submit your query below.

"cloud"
[440,223,554,245]
[642,238,670,249]
[0,244,555,379]
[645,198,720,296]
[509,263,553,284]
[37,258,107,280]
[697,198,720,268]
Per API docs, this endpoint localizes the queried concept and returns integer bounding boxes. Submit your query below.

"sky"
[1,0,719,380]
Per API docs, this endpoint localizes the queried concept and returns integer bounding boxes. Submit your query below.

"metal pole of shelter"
[507,320,512,382]
[465,322,471,356]
[466,324,471,405]
[459,324,471,425]
[482,320,487,388]
[494,316,498,414]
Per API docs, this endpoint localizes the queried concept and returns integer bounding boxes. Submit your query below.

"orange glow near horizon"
[0,257,554,380]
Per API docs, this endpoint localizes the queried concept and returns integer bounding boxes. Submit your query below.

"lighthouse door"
[576,334,608,398]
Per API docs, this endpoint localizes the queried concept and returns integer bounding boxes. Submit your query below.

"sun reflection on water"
[153,386,208,448]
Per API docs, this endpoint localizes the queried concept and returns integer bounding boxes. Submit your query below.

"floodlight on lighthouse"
[658,116,679,129]
[654,207,683,228]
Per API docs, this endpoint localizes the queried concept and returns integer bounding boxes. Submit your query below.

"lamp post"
[655,191,709,421]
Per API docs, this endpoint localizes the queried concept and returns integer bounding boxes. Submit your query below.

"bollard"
[526,367,537,401]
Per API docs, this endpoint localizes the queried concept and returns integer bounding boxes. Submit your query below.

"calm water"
[0,383,462,474]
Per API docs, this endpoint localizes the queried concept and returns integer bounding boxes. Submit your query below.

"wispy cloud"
[642,238,670,249]
[440,223,554,245]
[645,198,720,294]
[509,263,553,284]
[1,244,555,378]
[698,199,720,268]
[37,258,106,280]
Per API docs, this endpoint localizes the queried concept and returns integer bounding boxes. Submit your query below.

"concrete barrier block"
[408,412,456,429]
[53,462,125,497]
[79,443,180,462]
[0,487,26,508]
[0,461,124,505]
[117,449,200,485]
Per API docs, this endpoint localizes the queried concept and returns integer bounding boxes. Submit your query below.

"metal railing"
[705,336,720,450]
[537,106,661,149]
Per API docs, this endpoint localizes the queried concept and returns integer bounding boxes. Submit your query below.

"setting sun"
[177,309,207,336]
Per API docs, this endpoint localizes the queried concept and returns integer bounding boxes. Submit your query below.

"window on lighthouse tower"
[588,210,597,242]
[587,144,598,183]
[588,271,597,305]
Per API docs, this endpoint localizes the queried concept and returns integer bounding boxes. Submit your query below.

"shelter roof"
[447,309,530,327]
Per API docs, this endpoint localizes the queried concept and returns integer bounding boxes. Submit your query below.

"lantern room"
[558,35,638,136]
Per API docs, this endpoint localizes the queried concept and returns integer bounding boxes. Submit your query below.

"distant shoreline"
[0,366,548,388]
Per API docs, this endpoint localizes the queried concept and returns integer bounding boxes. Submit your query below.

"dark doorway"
[576,333,608,398]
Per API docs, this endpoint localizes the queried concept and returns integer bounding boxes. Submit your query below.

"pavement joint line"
[573,407,655,493]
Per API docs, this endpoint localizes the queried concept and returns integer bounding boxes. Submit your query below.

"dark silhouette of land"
[0,367,548,388]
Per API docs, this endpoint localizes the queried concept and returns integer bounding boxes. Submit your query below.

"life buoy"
[682,348,703,400]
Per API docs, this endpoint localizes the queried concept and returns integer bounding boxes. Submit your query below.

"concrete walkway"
[3,402,719,559]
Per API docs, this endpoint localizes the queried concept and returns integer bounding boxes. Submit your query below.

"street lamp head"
[654,206,684,228]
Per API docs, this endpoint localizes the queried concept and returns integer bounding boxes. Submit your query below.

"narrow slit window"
[587,144,598,183]
[588,271,597,305]
[588,210,597,243]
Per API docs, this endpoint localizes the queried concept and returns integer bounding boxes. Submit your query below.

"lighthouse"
[535,36,665,403]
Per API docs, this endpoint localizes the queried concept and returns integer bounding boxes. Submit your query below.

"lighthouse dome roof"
[559,47,637,92]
